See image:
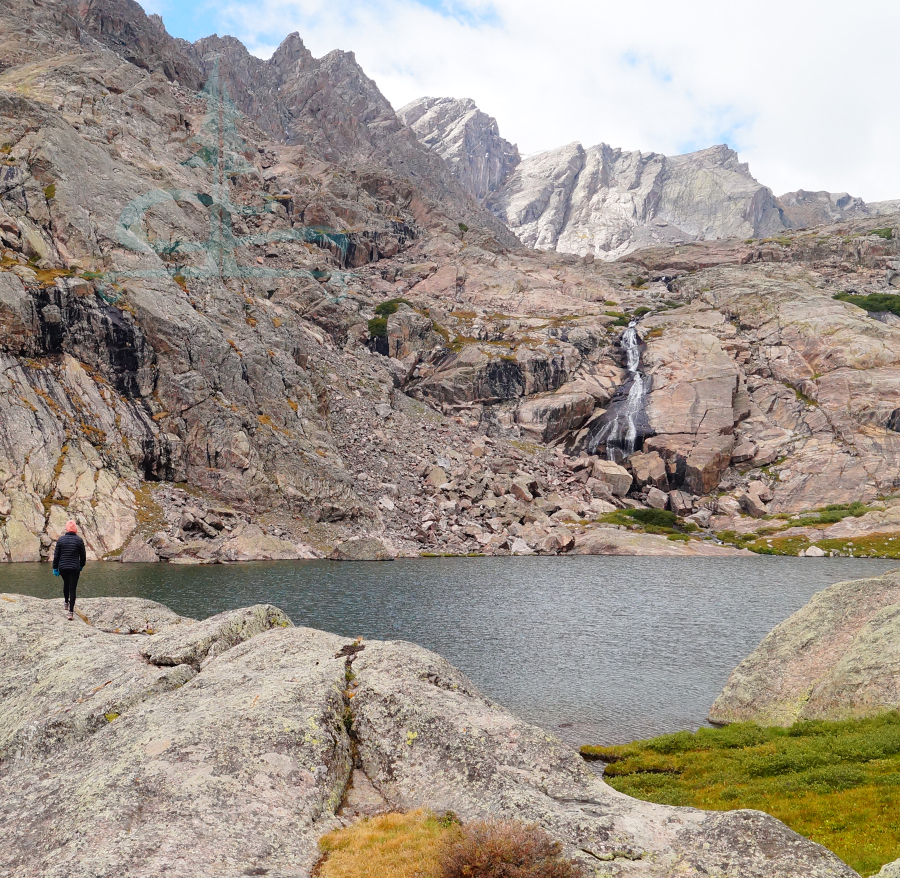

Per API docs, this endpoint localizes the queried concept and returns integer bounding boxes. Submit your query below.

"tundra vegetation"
[581,713,900,877]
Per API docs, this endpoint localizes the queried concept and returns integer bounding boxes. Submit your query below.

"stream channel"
[5,555,895,745]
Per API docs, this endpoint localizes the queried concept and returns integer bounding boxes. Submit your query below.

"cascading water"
[586,321,652,462]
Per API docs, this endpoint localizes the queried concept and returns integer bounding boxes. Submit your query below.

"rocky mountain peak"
[405,96,898,258]
[398,96,520,203]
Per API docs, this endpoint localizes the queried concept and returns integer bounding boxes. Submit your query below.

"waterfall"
[586,321,652,462]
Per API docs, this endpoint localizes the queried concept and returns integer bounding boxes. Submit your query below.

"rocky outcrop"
[777,190,873,229]
[189,37,516,246]
[709,571,900,726]
[328,536,394,561]
[398,97,520,203]
[0,594,860,877]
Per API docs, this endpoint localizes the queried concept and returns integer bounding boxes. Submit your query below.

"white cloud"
[211,0,900,201]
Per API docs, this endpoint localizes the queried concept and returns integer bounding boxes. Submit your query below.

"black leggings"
[61,570,80,611]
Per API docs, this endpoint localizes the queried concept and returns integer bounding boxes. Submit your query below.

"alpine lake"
[5,555,895,746]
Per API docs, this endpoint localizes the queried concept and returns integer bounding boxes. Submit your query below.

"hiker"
[53,520,86,621]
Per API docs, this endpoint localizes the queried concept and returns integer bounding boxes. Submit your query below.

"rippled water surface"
[5,556,895,745]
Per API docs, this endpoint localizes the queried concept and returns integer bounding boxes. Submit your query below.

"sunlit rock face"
[398,96,520,204]
[404,97,897,260]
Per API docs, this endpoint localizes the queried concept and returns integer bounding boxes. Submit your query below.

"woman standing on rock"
[53,520,86,621]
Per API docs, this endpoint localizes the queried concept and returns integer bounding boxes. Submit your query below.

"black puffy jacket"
[53,532,86,572]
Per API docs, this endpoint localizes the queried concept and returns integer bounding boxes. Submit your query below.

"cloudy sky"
[139,0,898,201]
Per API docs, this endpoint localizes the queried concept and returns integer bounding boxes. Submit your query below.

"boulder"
[628,450,668,489]
[646,487,669,509]
[328,537,395,561]
[591,458,633,497]
[119,536,159,563]
[802,545,826,557]
[748,480,774,503]
[739,491,769,519]
[514,391,595,443]
[537,528,575,554]
[218,525,302,562]
[709,571,900,726]
[876,860,900,878]
[425,465,449,488]
[668,489,694,516]
[509,476,534,503]
[731,439,758,464]
[717,496,742,516]
[686,508,712,528]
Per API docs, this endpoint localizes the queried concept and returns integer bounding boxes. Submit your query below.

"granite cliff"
[0,593,861,877]
[402,97,897,260]
[3,0,900,564]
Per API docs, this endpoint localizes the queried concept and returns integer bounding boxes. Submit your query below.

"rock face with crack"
[0,594,860,877]
[709,570,900,726]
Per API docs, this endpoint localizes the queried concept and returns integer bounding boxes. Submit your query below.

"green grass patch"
[835,292,900,317]
[632,306,652,317]
[583,714,900,876]
[601,508,682,534]
[870,228,894,240]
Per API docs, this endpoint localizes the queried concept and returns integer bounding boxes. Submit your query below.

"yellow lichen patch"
[317,811,459,878]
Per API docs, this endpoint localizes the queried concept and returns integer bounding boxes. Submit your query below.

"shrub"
[632,306,652,317]
[374,297,412,318]
[622,508,677,528]
[368,317,388,338]
[458,222,469,233]
[834,291,900,317]
[440,820,580,878]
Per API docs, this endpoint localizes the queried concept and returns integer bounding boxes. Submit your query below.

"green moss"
[581,713,900,876]
[43,183,56,200]
[458,222,469,233]
[104,712,120,722]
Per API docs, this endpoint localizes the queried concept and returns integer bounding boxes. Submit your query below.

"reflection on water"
[4,556,895,745]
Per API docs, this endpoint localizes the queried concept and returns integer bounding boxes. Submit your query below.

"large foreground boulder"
[0,594,858,877]
[709,571,900,726]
